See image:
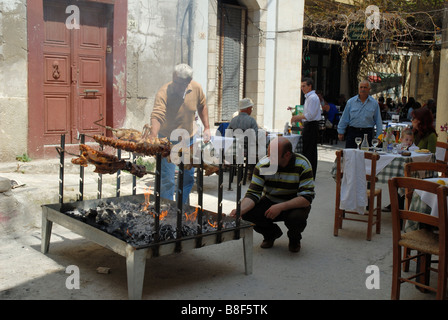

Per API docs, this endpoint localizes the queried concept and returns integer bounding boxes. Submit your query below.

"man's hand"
[229,209,239,218]
[264,203,283,220]
[338,133,344,141]
[202,128,211,143]
[291,115,303,123]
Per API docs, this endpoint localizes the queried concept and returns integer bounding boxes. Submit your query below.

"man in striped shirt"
[230,137,315,253]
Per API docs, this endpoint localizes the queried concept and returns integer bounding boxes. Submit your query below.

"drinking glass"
[355,137,362,149]
[371,138,379,152]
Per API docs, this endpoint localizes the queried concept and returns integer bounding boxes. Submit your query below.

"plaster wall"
[125,0,209,131]
[0,0,28,161]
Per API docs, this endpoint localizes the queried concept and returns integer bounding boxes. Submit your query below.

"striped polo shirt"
[245,153,315,204]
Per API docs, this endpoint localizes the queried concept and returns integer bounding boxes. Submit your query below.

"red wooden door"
[32,0,108,153]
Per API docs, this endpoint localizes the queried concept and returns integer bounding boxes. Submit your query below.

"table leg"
[242,228,253,275]
[41,210,53,254]
[126,246,149,300]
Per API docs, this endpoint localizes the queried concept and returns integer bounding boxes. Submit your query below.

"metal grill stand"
[41,135,253,300]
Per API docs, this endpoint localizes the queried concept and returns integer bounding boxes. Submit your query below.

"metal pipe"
[153,153,162,256]
[78,134,85,201]
[116,149,121,197]
[175,157,184,253]
[217,149,223,244]
[58,134,65,204]
[235,163,243,239]
[196,148,204,248]
[132,153,137,195]
[97,143,103,199]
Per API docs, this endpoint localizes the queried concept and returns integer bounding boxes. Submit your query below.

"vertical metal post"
[175,154,184,253]
[235,163,243,239]
[217,148,223,243]
[97,143,103,199]
[153,153,162,256]
[78,134,85,201]
[58,134,65,204]
[116,149,121,197]
[132,153,137,195]
[196,147,204,248]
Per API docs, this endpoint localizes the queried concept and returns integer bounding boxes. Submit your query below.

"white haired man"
[146,64,210,204]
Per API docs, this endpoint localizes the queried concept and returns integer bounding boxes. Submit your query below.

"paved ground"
[0,141,438,300]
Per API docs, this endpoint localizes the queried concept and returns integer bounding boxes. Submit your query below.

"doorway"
[27,0,117,158]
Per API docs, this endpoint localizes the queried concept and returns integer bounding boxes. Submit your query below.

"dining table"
[406,177,448,232]
[412,177,448,217]
[331,149,436,184]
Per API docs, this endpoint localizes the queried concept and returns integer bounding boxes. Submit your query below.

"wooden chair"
[436,141,448,177]
[334,150,382,241]
[401,162,448,272]
[388,177,448,300]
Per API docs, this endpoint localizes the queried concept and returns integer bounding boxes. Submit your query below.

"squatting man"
[230,137,315,253]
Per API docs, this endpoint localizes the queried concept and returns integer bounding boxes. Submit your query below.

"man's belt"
[347,126,373,132]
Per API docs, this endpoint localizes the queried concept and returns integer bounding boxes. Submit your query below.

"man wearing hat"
[226,98,261,176]
[227,98,259,135]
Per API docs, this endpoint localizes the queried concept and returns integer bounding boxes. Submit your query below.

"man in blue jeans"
[145,64,210,204]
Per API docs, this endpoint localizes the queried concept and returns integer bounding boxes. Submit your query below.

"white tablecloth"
[414,177,448,217]
[370,151,433,175]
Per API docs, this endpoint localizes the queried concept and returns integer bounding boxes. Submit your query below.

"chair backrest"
[404,162,448,208]
[436,141,448,165]
[335,150,380,207]
[405,161,448,180]
[388,177,448,255]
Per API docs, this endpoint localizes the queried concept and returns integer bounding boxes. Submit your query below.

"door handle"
[84,89,99,97]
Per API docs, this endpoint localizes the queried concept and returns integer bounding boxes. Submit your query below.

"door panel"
[45,95,70,133]
[40,0,107,145]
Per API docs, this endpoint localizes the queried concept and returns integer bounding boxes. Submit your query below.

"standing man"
[145,64,211,204]
[337,80,382,149]
[291,78,321,179]
[230,137,315,253]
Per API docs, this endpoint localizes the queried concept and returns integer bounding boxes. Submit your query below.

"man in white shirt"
[291,78,321,179]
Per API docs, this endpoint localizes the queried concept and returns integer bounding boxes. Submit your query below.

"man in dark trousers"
[230,137,315,253]
[291,78,321,179]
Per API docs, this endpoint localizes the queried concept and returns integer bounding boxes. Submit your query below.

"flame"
[159,210,168,221]
[184,207,199,222]
[141,186,152,212]
[208,220,217,228]
[126,228,132,237]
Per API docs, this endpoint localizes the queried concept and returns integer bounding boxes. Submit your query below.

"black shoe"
[260,229,283,249]
[288,241,301,253]
[382,204,391,212]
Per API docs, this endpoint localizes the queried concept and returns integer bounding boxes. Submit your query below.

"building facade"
[0,0,304,161]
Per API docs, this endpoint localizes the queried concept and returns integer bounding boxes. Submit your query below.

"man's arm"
[264,196,310,220]
[229,197,256,217]
[197,104,211,142]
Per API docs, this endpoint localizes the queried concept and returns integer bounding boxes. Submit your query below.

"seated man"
[230,137,315,253]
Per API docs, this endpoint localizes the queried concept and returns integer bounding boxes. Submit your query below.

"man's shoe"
[260,239,276,249]
[260,230,283,249]
[382,204,391,212]
[288,241,301,253]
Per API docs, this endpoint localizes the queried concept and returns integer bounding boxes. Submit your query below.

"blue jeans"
[160,157,195,204]
[160,135,196,204]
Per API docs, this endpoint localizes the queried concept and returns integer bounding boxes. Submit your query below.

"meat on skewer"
[71,144,147,177]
